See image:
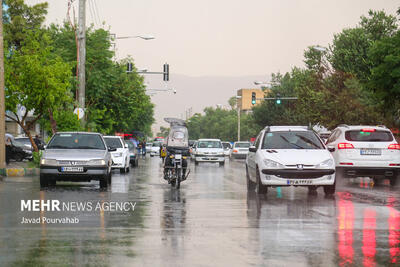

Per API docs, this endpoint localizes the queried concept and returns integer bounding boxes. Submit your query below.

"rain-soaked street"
[1,156,400,266]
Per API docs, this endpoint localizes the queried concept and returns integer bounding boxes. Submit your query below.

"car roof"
[234,141,250,143]
[265,126,309,132]
[103,136,122,139]
[336,125,391,131]
[198,139,221,141]
[56,131,102,135]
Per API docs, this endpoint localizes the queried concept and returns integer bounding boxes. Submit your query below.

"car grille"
[57,160,88,166]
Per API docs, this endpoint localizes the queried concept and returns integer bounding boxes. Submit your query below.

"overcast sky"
[27,0,399,77]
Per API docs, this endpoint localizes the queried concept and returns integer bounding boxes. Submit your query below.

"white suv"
[325,125,400,185]
[104,136,130,173]
[246,126,336,195]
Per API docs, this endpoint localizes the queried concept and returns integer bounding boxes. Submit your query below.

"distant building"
[237,88,270,112]
[5,106,42,137]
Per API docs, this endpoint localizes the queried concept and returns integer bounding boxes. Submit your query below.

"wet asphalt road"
[0,156,400,266]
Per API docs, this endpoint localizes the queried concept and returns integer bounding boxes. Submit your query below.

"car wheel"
[40,174,48,188]
[126,165,130,173]
[323,180,336,195]
[255,167,268,195]
[100,175,108,188]
[120,167,125,174]
[308,185,318,195]
[219,161,225,166]
[389,176,398,186]
[15,153,24,162]
[195,160,199,166]
[246,165,255,191]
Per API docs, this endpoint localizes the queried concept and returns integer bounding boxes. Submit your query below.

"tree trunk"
[21,124,38,152]
[49,108,57,134]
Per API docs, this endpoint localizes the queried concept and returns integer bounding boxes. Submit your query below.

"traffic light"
[126,62,133,73]
[276,93,281,105]
[163,63,169,81]
[251,92,256,105]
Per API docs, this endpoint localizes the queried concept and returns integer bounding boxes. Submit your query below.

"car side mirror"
[108,147,117,152]
[124,144,128,148]
[327,145,335,152]
[249,146,257,152]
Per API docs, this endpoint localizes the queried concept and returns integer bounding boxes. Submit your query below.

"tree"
[5,31,72,151]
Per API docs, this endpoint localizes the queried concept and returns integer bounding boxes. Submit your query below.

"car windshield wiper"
[295,134,321,149]
[279,135,304,149]
[47,145,71,149]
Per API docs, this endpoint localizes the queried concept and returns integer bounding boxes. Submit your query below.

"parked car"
[221,141,232,156]
[145,142,153,153]
[126,140,139,167]
[40,132,114,188]
[230,141,251,159]
[150,141,162,157]
[104,136,130,173]
[194,139,225,166]
[325,125,400,185]
[12,138,33,160]
[246,126,335,195]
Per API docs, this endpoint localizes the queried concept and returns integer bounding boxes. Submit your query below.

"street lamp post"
[236,96,242,141]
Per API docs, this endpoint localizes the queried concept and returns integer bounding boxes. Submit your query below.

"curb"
[0,168,40,177]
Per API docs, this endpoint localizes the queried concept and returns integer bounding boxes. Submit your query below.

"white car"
[246,126,335,195]
[230,141,251,159]
[222,141,232,156]
[104,136,130,173]
[194,139,225,166]
[325,125,400,185]
[146,142,153,153]
[150,141,162,157]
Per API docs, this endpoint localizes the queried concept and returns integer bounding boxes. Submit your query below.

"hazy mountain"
[144,73,268,134]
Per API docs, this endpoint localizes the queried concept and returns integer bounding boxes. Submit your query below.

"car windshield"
[104,137,123,148]
[13,139,27,147]
[47,133,106,150]
[345,130,393,142]
[153,142,162,147]
[262,131,324,150]
[235,142,250,148]
[198,141,222,148]
[15,138,31,145]
[222,142,231,149]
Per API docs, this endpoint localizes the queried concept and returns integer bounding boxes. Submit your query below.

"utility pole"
[0,4,5,169]
[78,0,86,125]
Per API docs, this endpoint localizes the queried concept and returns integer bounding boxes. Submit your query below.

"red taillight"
[361,128,376,132]
[389,163,400,166]
[338,143,354,149]
[340,162,354,165]
[388,144,400,150]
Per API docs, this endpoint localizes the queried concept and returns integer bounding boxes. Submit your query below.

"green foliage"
[187,106,259,141]
[48,24,154,135]
[28,151,42,168]
[157,126,170,138]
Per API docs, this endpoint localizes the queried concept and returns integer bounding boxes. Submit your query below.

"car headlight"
[88,159,106,166]
[113,153,123,157]
[40,159,57,166]
[263,159,284,169]
[316,159,334,169]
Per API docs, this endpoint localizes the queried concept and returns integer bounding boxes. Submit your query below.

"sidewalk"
[0,161,39,178]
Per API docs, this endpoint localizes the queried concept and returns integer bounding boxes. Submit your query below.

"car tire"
[219,162,225,166]
[323,180,336,195]
[195,160,199,166]
[255,167,268,195]
[100,175,108,188]
[246,165,255,191]
[389,176,397,186]
[308,185,318,195]
[40,174,48,188]
[120,167,125,174]
[15,152,24,162]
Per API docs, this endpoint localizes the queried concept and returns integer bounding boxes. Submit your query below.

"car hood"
[196,148,224,153]
[262,149,332,165]
[44,149,107,160]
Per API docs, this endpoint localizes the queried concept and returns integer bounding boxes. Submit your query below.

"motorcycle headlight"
[40,159,57,166]
[263,159,284,169]
[88,159,106,166]
[316,159,334,169]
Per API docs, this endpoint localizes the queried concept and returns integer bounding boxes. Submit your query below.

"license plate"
[61,167,84,172]
[360,149,381,155]
[287,179,313,185]
[175,154,182,159]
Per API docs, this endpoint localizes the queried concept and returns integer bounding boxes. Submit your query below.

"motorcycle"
[163,118,190,189]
